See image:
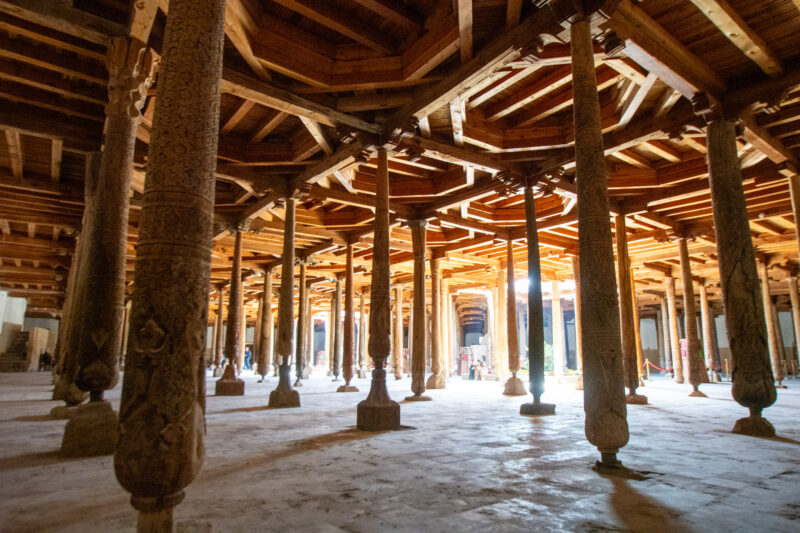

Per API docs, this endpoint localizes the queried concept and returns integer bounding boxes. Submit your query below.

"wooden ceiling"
[0,0,799,327]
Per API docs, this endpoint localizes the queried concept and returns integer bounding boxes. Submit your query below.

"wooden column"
[257,269,273,382]
[665,276,683,382]
[406,219,430,401]
[358,289,368,377]
[503,239,526,395]
[790,174,800,258]
[571,16,628,467]
[788,276,800,376]
[659,297,670,372]
[572,256,584,391]
[706,117,775,436]
[393,286,404,380]
[699,283,716,382]
[678,237,707,396]
[213,285,225,373]
[295,260,307,386]
[442,280,452,377]
[426,257,445,389]
[238,301,246,371]
[494,270,508,381]
[759,263,785,387]
[615,215,645,403]
[120,299,131,362]
[338,242,358,391]
[552,280,565,383]
[327,300,334,375]
[114,0,226,526]
[268,197,300,408]
[303,283,312,376]
[630,275,645,385]
[332,275,342,380]
[215,230,245,395]
[357,146,400,430]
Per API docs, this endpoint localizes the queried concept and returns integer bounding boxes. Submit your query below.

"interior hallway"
[0,372,798,532]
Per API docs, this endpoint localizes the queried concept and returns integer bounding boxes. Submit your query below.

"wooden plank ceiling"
[0,0,799,328]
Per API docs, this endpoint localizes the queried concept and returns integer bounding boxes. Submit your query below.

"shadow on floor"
[12,414,59,422]
[610,477,692,533]
[0,450,83,472]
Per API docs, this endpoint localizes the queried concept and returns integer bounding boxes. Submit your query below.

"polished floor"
[0,368,798,532]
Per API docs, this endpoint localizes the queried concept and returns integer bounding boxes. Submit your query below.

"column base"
[60,400,118,457]
[503,376,527,396]
[50,404,79,419]
[575,375,584,390]
[520,402,555,415]
[625,393,648,405]
[336,384,359,392]
[357,367,368,379]
[592,452,647,480]
[268,387,300,408]
[775,380,787,389]
[425,373,446,389]
[688,389,707,398]
[293,378,303,387]
[212,366,225,377]
[357,399,400,431]
[404,394,432,401]
[215,378,245,396]
[732,415,775,437]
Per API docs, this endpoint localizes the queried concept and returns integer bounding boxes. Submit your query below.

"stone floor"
[0,369,798,532]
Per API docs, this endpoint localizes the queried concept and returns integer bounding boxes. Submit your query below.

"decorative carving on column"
[615,215,646,404]
[269,196,301,408]
[426,257,445,389]
[572,256,584,391]
[503,239,527,396]
[406,219,431,401]
[257,268,273,382]
[665,276,683,382]
[215,229,245,396]
[338,242,359,392]
[357,146,401,430]
[706,118,775,436]
[295,259,307,387]
[520,181,553,414]
[114,0,226,527]
[571,16,630,472]
[678,237,707,397]
[393,286,404,380]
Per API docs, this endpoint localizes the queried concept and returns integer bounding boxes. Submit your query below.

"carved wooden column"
[503,239,526,395]
[406,219,431,401]
[392,287,403,379]
[215,230,245,395]
[659,297,670,371]
[494,270,508,381]
[615,215,645,404]
[678,237,707,396]
[358,289,368,377]
[788,276,800,376]
[213,284,225,376]
[442,280,452,377]
[699,283,716,382]
[630,280,645,384]
[665,277,683,382]
[294,259,307,386]
[338,242,359,392]
[759,263,785,387]
[114,0,226,528]
[552,280,565,383]
[332,275,342,381]
[327,299,334,375]
[426,257,445,389]
[268,197,300,408]
[571,15,629,469]
[257,268,273,382]
[238,299,246,372]
[790,174,800,258]
[572,256,584,390]
[303,280,313,377]
[706,117,775,436]
[357,146,400,430]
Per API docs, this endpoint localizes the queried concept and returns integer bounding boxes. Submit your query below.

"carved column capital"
[106,37,157,118]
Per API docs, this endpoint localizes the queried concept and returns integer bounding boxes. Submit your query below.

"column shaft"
[408,219,429,399]
[571,17,628,459]
[699,284,715,381]
[393,286,403,379]
[665,277,683,382]
[295,261,307,384]
[759,263,784,386]
[630,275,645,385]
[552,280,564,381]
[115,0,226,522]
[678,237,706,395]
[503,240,526,395]
[333,276,342,379]
[257,269,272,380]
[525,183,545,402]
[572,257,584,390]
[215,230,245,395]
[338,243,358,391]
[788,277,800,375]
[615,215,640,398]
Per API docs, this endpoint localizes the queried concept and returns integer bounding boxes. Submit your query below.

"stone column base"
[50,405,79,419]
[357,400,400,431]
[732,415,775,437]
[336,385,359,392]
[520,402,555,415]
[215,378,244,396]
[404,394,431,401]
[503,376,527,396]
[268,386,300,408]
[61,400,118,457]
[425,373,445,389]
[625,393,648,405]
[688,389,707,398]
[575,375,584,390]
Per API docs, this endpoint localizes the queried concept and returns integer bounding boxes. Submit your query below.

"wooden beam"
[741,114,799,166]
[351,0,424,33]
[226,0,273,82]
[220,100,256,135]
[457,0,473,63]
[249,110,288,143]
[688,0,783,77]
[506,0,523,29]
[299,117,334,156]
[220,68,381,135]
[50,139,61,183]
[272,0,396,54]
[4,128,22,179]
[618,73,658,128]
[450,97,465,147]
[0,0,125,45]
[128,0,159,43]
